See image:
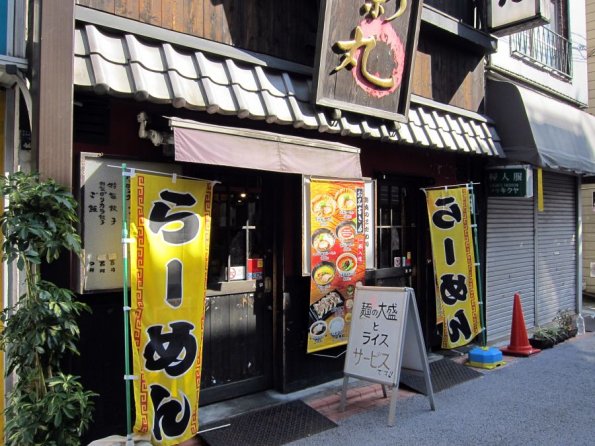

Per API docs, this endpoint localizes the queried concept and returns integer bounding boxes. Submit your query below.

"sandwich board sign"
[341,285,435,426]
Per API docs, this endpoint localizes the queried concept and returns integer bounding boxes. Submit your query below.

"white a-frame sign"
[341,285,435,426]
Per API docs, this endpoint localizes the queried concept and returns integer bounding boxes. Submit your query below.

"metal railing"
[510,26,572,77]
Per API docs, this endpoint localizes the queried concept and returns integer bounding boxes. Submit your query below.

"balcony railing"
[510,26,572,78]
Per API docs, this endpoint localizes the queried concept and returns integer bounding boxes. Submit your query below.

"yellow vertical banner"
[308,179,366,353]
[130,173,212,445]
[426,186,481,349]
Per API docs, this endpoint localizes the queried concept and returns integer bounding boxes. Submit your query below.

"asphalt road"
[289,333,595,446]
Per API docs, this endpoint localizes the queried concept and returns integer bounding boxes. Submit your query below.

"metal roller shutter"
[536,172,577,324]
[486,196,535,341]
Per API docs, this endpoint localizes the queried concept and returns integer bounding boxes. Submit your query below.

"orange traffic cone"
[500,292,540,357]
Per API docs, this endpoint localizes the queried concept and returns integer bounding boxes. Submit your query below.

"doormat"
[399,358,482,394]
[198,400,337,446]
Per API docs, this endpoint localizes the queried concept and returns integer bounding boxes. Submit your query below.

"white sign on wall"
[488,0,550,36]
[78,153,181,292]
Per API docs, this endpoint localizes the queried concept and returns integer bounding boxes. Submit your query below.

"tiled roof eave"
[73,24,504,158]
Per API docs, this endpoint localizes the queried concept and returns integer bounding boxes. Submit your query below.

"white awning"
[487,79,595,174]
[170,118,363,178]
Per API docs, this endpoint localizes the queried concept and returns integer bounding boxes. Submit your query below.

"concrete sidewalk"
[289,332,595,446]
[300,345,525,424]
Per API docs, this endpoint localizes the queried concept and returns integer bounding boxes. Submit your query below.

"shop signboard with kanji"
[313,0,423,122]
[487,166,533,198]
[341,285,434,426]
[308,178,366,353]
[344,286,407,385]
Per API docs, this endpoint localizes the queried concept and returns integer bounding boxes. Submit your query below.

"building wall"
[489,0,588,105]
[0,89,4,442]
[588,0,595,112]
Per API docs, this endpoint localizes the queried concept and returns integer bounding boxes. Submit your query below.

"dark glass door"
[199,170,275,405]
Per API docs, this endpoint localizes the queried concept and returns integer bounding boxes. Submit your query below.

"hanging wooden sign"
[313,0,423,122]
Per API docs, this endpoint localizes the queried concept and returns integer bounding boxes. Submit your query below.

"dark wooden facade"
[65,2,493,441]
[77,0,320,65]
[78,0,485,111]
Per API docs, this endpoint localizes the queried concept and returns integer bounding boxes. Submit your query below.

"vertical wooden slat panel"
[162,0,184,32]
[79,0,116,12]
[202,0,215,42]
[241,1,257,49]
[184,0,203,37]
[217,1,230,44]
[411,48,432,99]
[139,0,162,26]
[33,0,74,188]
[115,0,140,20]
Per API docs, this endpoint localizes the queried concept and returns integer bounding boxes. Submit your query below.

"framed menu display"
[304,178,367,353]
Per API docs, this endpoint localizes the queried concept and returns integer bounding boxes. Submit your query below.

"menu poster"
[307,179,366,353]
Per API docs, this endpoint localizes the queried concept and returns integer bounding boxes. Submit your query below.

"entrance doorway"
[197,168,276,405]
[370,174,437,347]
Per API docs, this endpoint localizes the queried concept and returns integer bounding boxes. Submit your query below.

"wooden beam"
[30,0,75,189]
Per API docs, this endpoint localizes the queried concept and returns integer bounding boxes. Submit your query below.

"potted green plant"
[0,172,96,446]
[554,308,577,340]
[529,326,558,350]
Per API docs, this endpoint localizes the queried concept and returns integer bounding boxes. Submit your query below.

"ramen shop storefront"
[167,117,364,403]
[73,21,506,411]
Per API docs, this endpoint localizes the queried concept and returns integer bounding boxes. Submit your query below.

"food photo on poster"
[307,178,366,353]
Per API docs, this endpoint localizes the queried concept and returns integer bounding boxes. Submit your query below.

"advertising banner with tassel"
[130,172,213,445]
[426,186,481,349]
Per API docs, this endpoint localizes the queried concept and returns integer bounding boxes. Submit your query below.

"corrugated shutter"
[536,172,577,324]
[486,197,535,341]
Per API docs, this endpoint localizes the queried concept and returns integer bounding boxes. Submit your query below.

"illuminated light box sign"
[488,0,550,36]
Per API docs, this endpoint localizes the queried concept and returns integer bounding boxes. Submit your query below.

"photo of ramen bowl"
[311,194,336,219]
[312,261,336,287]
[336,253,357,276]
[311,228,336,253]
[335,188,357,212]
[329,317,345,338]
[309,320,327,342]
[336,221,356,244]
